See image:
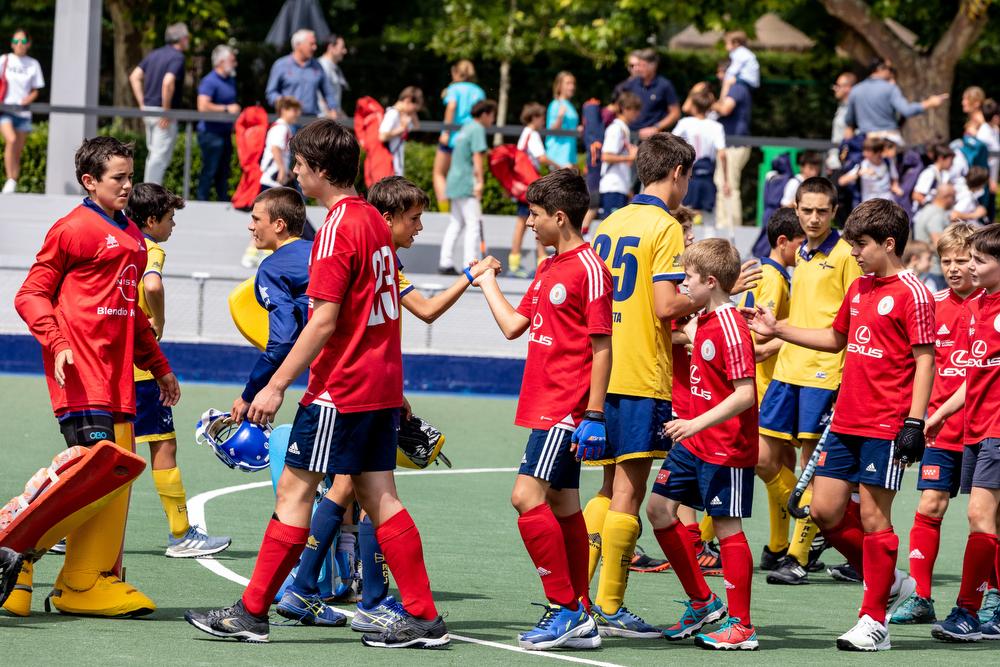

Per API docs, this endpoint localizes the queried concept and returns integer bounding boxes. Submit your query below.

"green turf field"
[0,373,994,665]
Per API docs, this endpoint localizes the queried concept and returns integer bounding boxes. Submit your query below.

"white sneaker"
[836,614,891,651]
[887,569,917,618]
[2,178,16,194]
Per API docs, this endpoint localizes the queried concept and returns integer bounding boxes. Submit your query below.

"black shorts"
[285,403,400,475]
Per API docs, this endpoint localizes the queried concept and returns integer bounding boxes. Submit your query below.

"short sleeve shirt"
[260,120,292,188]
[442,82,486,147]
[379,106,411,176]
[135,237,166,382]
[964,291,1000,444]
[445,121,488,199]
[196,70,237,134]
[742,258,790,401]
[545,99,579,167]
[1,53,44,119]
[929,288,981,451]
[599,119,632,194]
[618,75,679,131]
[672,116,725,163]
[718,82,752,137]
[517,126,546,172]
[138,45,185,108]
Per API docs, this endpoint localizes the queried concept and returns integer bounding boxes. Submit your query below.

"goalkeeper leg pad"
[2,558,31,616]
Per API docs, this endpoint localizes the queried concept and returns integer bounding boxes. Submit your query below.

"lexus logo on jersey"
[972,339,988,358]
[855,326,872,344]
[532,313,543,329]
[689,364,701,384]
[117,264,138,302]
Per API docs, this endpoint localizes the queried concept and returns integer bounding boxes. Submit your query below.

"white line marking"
[187,468,626,667]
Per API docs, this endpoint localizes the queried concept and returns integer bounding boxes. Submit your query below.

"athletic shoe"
[437,266,459,276]
[759,545,786,571]
[766,555,809,585]
[351,595,406,632]
[630,544,670,573]
[517,603,596,650]
[591,603,662,639]
[697,541,723,576]
[562,623,602,649]
[662,593,727,641]
[805,534,828,573]
[361,612,450,648]
[2,178,16,194]
[510,266,532,279]
[931,606,982,642]
[165,525,232,558]
[48,539,66,555]
[275,589,348,626]
[0,547,23,608]
[889,593,936,624]
[979,588,1000,623]
[980,606,1000,640]
[828,562,862,583]
[837,614,891,651]
[184,599,270,643]
[887,569,917,619]
[694,616,759,650]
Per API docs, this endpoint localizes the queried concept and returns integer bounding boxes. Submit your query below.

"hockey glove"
[893,417,925,464]
[573,411,607,462]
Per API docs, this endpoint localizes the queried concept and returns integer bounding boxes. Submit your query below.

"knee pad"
[59,412,115,447]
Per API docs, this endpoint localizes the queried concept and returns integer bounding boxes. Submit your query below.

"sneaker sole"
[931,627,983,642]
[597,626,663,639]
[765,574,808,585]
[361,634,451,648]
[694,636,759,650]
[836,638,891,651]
[828,568,861,583]
[663,606,728,641]
[165,542,233,559]
[562,635,603,649]
[184,614,269,643]
[886,576,917,619]
[519,617,598,650]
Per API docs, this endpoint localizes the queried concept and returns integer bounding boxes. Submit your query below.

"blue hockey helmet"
[195,409,271,472]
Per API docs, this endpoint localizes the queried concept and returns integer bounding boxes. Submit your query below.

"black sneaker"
[805,534,828,573]
[828,562,862,583]
[0,547,23,607]
[185,599,270,643]
[437,266,459,276]
[759,545,787,571]
[361,612,451,649]
[766,555,809,585]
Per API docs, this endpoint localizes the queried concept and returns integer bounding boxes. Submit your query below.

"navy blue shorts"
[588,394,671,466]
[961,438,1000,493]
[599,192,629,219]
[651,443,754,517]
[437,142,453,154]
[516,201,530,219]
[134,378,175,443]
[916,446,963,497]
[683,173,716,212]
[285,403,399,475]
[815,431,905,491]
[518,427,580,490]
[759,380,835,442]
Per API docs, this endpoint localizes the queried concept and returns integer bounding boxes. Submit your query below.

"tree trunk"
[893,57,953,145]
[105,0,147,112]
[495,58,511,146]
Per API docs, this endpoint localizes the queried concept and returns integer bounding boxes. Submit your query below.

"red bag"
[488,144,541,204]
[230,106,269,210]
[0,55,8,103]
[353,96,394,188]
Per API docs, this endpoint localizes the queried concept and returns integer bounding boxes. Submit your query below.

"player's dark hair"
[862,135,886,153]
[794,176,837,207]
[928,142,954,161]
[126,183,185,228]
[690,89,715,114]
[526,169,589,230]
[289,119,359,187]
[472,99,498,118]
[636,133,695,187]
[673,206,695,228]
[683,238,741,292]
[797,151,823,171]
[967,165,989,190]
[616,91,642,112]
[368,176,430,217]
[766,207,804,248]
[520,102,545,125]
[276,96,302,114]
[971,223,1000,260]
[75,136,134,187]
[902,240,931,267]
[843,198,910,257]
[253,186,306,236]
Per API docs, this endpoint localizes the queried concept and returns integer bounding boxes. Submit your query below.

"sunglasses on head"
[11,38,28,45]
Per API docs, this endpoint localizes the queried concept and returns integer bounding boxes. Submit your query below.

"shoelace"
[617,605,650,624]
[530,602,559,630]
[207,603,242,622]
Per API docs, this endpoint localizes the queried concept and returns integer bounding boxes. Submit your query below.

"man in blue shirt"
[713,58,753,241]
[196,45,241,202]
[129,22,189,185]
[265,29,337,118]
[845,59,948,146]
[613,49,680,139]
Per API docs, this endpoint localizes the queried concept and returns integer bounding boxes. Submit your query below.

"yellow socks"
[508,252,522,272]
[595,510,639,614]
[787,487,819,566]
[699,515,715,543]
[583,495,611,583]
[765,466,797,553]
[152,467,190,538]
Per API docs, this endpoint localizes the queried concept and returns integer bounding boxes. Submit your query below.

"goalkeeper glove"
[893,417,925,465]
[573,411,607,462]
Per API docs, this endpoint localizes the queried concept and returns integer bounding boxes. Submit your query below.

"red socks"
[518,504,577,609]
[719,532,753,626]
[860,528,898,624]
[685,522,703,552]
[242,518,309,617]
[556,511,591,607]
[376,509,438,620]
[909,512,943,599]
[823,506,865,576]
[957,532,999,613]
[654,521,712,602]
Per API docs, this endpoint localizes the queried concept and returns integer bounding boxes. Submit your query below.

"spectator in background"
[432,60,486,207]
[130,22,190,185]
[545,71,578,168]
[0,28,44,194]
[721,31,760,95]
[195,45,240,202]
[838,135,901,201]
[911,143,955,209]
[780,151,823,208]
[913,182,954,290]
[826,71,856,171]
[509,102,560,277]
[614,48,680,139]
[713,58,752,237]
[265,29,336,118]
[952,166,990,224]
[379,86,423,177]
[980,99,1000,190]
[673,85,726,228]
[844,58,948,146]
[317,34,349,118]
[902,239,934,288]
[599,92,641,219]
[962,86,986,132]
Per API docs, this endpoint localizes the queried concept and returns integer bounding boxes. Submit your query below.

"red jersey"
[928,288,981,451]
[515,243,612,429]
[964,290,1000,445]
[15,200,170,417]
[831,271,935,440]
[303,197,403,413]
[685,304,758,468]
[671,319,691,419]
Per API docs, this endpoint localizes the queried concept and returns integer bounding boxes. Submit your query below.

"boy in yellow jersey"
[583,133,697,638]
[758,177,862,585]
[127,183,231,558]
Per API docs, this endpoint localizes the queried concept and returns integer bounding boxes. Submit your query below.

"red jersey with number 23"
[831,271,935,440]
[685,304,758,468]
[928,288,982,451]
[964,290,1000,444]
[515,243,612,429]
[303,196,403,413]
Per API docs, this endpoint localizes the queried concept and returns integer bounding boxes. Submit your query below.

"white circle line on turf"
[186,471,627,667]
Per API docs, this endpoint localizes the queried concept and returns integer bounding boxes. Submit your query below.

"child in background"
[912,143,956,209]
[673,87,727,228]
[599,91,641,219]
[379,86,424,177]
[904,240,933,287]
[838,136,902,202]
[780,152,823,208]
[721,31,760,98]
[952,166,990,223]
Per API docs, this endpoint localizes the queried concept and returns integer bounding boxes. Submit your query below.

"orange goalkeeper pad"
[0,441,146,560]
[229,277,268,352]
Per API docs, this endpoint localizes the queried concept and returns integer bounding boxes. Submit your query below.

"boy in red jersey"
[750,198,935,651]
[185,120,447,648]
[648,238,759,651]
[890,223,981,625]
[11,137,179,618]
[924,223,1000,642]
[475,169,612,650]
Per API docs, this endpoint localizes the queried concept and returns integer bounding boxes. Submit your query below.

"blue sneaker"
[518,603,596,650]
[275,589,348,627]
[662,594,727,641]
[980,588,1000,624]
[890,593,936,624]
[591,603,661,639]
[931,606,982,642]
[165,525,232,558]
[563,623,602,649]
[351,595,406,632]
[982,607,1000,640]
[694,616,759,650]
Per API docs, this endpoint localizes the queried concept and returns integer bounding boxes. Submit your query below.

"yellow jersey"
[772,232,863,390]
[134,237,165,382]
[398,268,414,299]
[592,194,685,400]
[742,258,791,402]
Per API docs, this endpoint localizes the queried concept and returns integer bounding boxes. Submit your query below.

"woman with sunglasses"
[0,29,44,194]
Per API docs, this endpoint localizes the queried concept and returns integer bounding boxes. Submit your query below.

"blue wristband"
[463,267,475,284]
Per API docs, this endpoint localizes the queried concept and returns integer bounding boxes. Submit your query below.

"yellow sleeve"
[145,245,165,276]
[651,218,685,283]
[398,269,414,297]
[755,268,785,314]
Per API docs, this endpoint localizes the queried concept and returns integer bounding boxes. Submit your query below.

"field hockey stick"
[787,410,833,519]
[479,217,487,258]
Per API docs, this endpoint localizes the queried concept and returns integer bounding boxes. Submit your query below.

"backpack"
[353,96,394,188]
[893,148,926,219]
[231,106,269,210]
[581,99,607,177]
[958,134,990,170]
[488,144,539,204]
[837,134,867,210]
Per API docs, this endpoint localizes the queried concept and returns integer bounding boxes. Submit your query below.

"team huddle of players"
[4,120,1000,654]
